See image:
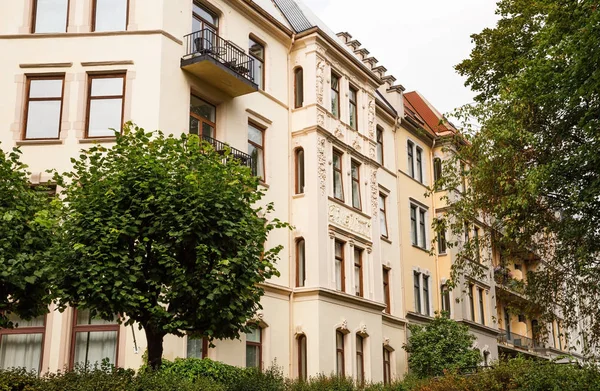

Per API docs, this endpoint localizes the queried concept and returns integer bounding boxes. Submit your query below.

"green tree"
[436,0,600,354]
[52,124,287,370]
[0,145,56,328]
[403,313,481,378]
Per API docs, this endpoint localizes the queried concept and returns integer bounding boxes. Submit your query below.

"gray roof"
[252,0,293,29]
[271,0,312,32]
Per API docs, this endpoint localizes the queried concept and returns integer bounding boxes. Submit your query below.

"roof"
[404,91,457,135]
[403,95,435,136]
[376,90,397,117]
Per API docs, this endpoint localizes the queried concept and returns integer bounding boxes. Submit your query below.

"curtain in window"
[73,331,117,367]
[0,334,43,372]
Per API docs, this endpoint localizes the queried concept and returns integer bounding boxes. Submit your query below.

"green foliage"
[51,123,289,368]
[0,145,57,328]
[403,313,481,378]
[152,358,243,385]
[435,0,600,354]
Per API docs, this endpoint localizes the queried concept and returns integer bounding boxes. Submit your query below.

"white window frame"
[410,202,428,250]
[407,138,427,184]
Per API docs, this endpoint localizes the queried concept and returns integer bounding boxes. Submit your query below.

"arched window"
[433,158,443,182]
[294,67,304,108]
[356,335,365,384]
[295,148,305,194]
[298,334,307,381]
[336,330,345,376]
[296,238,306,287]
[245,325,262,369]
[383,347,391,385]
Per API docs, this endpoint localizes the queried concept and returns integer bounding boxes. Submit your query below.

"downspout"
[287,32,296,379]
[430,136,442,313]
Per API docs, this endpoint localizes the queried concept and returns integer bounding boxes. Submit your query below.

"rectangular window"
[469,284,476,322]
[419,209,427,248]
[383,268,390,314]
[349,86,358,130]
[189,94,216,139]
[298,335,307,381]
[71,310,118,368]
[438,228,447,254]
[413,272,421,313]
[474,227,481,263]
[407,141,414,177]
[331,73,340,118]
[332,150,344,201]
[93,0,128,32]
[351,160,361,210]
[416,147,423,183]
[249,37,264,89]
[423,275,430,316]
[86,74,126,138]
[335,240,345,292]
[383,348,391,385]
[441,284,451,316]
[192,2,218,33]
[248,122,265,179]
[336,331,345,376]
[464,222,470,245]
[0,314,45,373]
[379,194,388,238]
[296,239,306,288]
[433,158,442,182]
[187,337,208,359]
[356,335,364,385]
[478,288,485,325]
[354,248,363,297]
[24,76,64,140]
[245,326,262,369]
[294,68,304,108]
[376,127,384,165]
[33,0,68,33]
[410,205,418,246]
[295,148,305,194]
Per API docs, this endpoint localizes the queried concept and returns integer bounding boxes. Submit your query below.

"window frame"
[331,72,340,118]
[383,348,391,385]
[348,85,358,130]
[407,140,414,177]
[413,271,421,313]
[416,146,423,183]
[336,330,345,376]
[383,267,391,314]
[332,149,344,201]
[296,238,306,288]
[245,325,262,370]
[248,35,265,90]
[438,228,447,254]
[0,315,46,373]
[334,240,345,292]
[356,334,365,385]
[192,1,219,32]
[186,336,208,359]
[419,209,427,249]
[353,247,363,297]
[298,334,307,381]
[469,284,476,322]
[473,226,481,263]
[441,284,451,316]
[248,121,265,179]
[379,193,388,238]
[423,274,430,316]
[478,288,485,325]
[23,75,65,140]
[85,73,126,139]
[32,0,69,33]
[351,160,362,210]
[189,94,217,139]
[295,148,305,194]
[294,67,304,108]
[376,126,384,165]
[92,0,129,32]
[69,309,120,370]
[433,157,442,183]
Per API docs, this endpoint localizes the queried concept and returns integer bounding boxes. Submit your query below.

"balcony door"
[190,94,216,140]
[192,2,218,52]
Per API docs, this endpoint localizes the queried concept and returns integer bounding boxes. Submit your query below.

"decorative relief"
[316,60,326,106]
[334,125,344,140]
[341,319,348,331]
[359,323,368,335]
[352,137,361,152]
[317,137,327,196]
[384,337,391,346]
[328,204,372,238]
[370,169,378,217]
[316,45,327,55]
[369,144,376,159]
[368,99,376,139]
[317,112,325,127]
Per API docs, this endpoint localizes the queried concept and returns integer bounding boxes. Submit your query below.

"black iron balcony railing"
[183,29,255,83]
[200,135,254,175]
[498,328,533,349]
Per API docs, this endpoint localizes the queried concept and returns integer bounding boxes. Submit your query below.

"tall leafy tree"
[53,125,287,369]
[0,146,56,328]
[403,314,482,378]
[438,0,600,354]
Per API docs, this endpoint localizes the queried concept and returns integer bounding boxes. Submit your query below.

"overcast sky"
[301,0,499,116]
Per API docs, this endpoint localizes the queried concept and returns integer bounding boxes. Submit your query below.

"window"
[473,227,481,263]
[419,209,427,248]
[296,239,306,288]
[468,284,475,322]
[187,337,208,359]
[504,309,512,339]
[351,160,361,210]
[410,205,418,246]
[190,94,216,139]
[248,122,265,179]
[413,272,421,313]
[295,148,305,194]
[332,150,344,201]
[86,74,126,138]
[478,288,485,325]
[441,284,451,316]
[383,268,390,314]
[298,335,307,381]
[294,68,304,108]
[379,194,388,238]
[416,147,423,182]
[331,73,340,118]
[407,141,414,177]
[245,326,262,369]
[376,127,384,165]
[356,335,364,385]
[192,2,218,33]
[249,37,265,89]
[464,222,470,245]
[334,241,345,292]
[0,314,45,373]
[411,204,427,249]
[460,162,467,193]
[336,330,345,376]
[23,76,64,140]
[383,348,391,385]
[438,228,447,254]
[423,275,430,316]
[32,0,68,33]
[349,86,358,129]
[433,158,442,182]
[354,248,363,297]
[93,0,128,32]
[71,310,118,368]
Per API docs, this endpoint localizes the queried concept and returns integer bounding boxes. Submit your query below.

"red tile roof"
[404,91,457,136]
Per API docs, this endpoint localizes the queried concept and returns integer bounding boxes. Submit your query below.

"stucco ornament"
[316,60,326,106]
[368,99,376,139]
[328,204,372,238]
[383,337,390,346]
[317,111,325,127]
[317,137,327,196]
[369,144,376,160]
[359,323,368,335]
[341,319,348,331]
[352,137,361,152]
[370,169,378,217]
[335,125,344,140]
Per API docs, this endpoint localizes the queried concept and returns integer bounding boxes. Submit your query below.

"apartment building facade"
[0,0,583,382]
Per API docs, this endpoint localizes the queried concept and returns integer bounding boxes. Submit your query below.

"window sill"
[79,137,117,144]
[398,169,429,189]
[292,193,305,199]
[412,244,430,253]
[381,236,392,244]
[259,181,269,189]
[438,252,448,257]
[17,139,63,146]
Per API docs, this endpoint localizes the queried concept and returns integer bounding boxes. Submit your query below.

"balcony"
[200,135,255,175]
[498,329,533,350]
[181,29,258,97]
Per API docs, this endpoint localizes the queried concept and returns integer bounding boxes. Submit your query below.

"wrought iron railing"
[200,135,254,174]
[498,328,533,349]
[183,29,255,83]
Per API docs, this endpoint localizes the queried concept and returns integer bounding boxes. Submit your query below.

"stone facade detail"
[317,136,327,196]
[316,60,326,106]
[328,203,372,239]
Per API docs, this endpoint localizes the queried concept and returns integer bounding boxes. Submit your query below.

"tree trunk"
[145,326,165,370]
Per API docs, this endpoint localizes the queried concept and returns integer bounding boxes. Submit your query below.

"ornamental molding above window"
[328,203,372,239]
